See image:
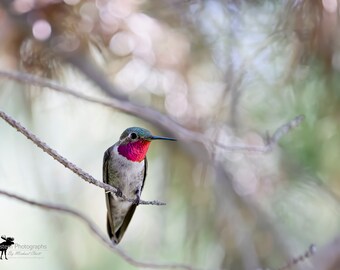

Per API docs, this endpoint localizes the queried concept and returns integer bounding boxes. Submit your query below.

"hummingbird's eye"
[130,132,137,139]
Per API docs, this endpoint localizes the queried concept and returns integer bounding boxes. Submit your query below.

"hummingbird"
[103,127,176,244]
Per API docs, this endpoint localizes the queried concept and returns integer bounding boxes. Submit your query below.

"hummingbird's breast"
[107,145,145,199]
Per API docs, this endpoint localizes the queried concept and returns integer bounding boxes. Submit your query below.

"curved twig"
[215,115,305,153]
[276,244,316,270]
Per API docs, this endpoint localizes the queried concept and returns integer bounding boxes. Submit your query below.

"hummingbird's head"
[117,127,176,162]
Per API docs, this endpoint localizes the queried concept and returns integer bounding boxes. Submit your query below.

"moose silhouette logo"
[0,235,14,260]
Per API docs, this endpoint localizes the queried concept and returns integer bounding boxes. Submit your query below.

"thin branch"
[275,244,316,270]
[270,115,305,146]
[0,189,197,270]
[310,236,340,270]
[215,115,305,153]
[0,69,135,119]
[0,110,164,206]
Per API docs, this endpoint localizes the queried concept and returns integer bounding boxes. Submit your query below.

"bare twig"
[310,236,340,270]
[0,110,165,206]
[0,189,197,270]
[215,115,305,153]
[275,244,316,270]
[0,70,122,110]
[270,115,305,146]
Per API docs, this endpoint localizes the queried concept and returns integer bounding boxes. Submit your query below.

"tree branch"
[215,115,305,153]
[275,244,316,270]
[310,236,340,270]
[0,189,197,270]
[0,110,164,206]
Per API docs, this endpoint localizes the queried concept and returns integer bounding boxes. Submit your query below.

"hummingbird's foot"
[133,194,141,205]
[115,188,123,198]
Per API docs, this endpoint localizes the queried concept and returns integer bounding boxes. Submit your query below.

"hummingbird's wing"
[141,156,147,191]
[103,148,115,240]
[103,148,147,244]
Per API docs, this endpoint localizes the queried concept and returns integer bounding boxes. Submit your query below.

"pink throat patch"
[118,140,151,162]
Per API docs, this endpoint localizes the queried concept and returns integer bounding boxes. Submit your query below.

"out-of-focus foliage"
[1,0,340,270]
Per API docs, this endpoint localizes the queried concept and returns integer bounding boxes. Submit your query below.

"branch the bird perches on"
[0,109,164,206]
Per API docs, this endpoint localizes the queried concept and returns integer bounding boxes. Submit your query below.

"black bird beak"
[150,135,176,141]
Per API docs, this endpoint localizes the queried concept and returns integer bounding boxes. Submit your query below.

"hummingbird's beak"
[150,135,176,141]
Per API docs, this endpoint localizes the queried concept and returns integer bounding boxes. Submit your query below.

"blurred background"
[1,0,340,269]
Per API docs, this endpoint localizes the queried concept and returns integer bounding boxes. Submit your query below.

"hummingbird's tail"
[107,214,118,244]
[106,213,120,245]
